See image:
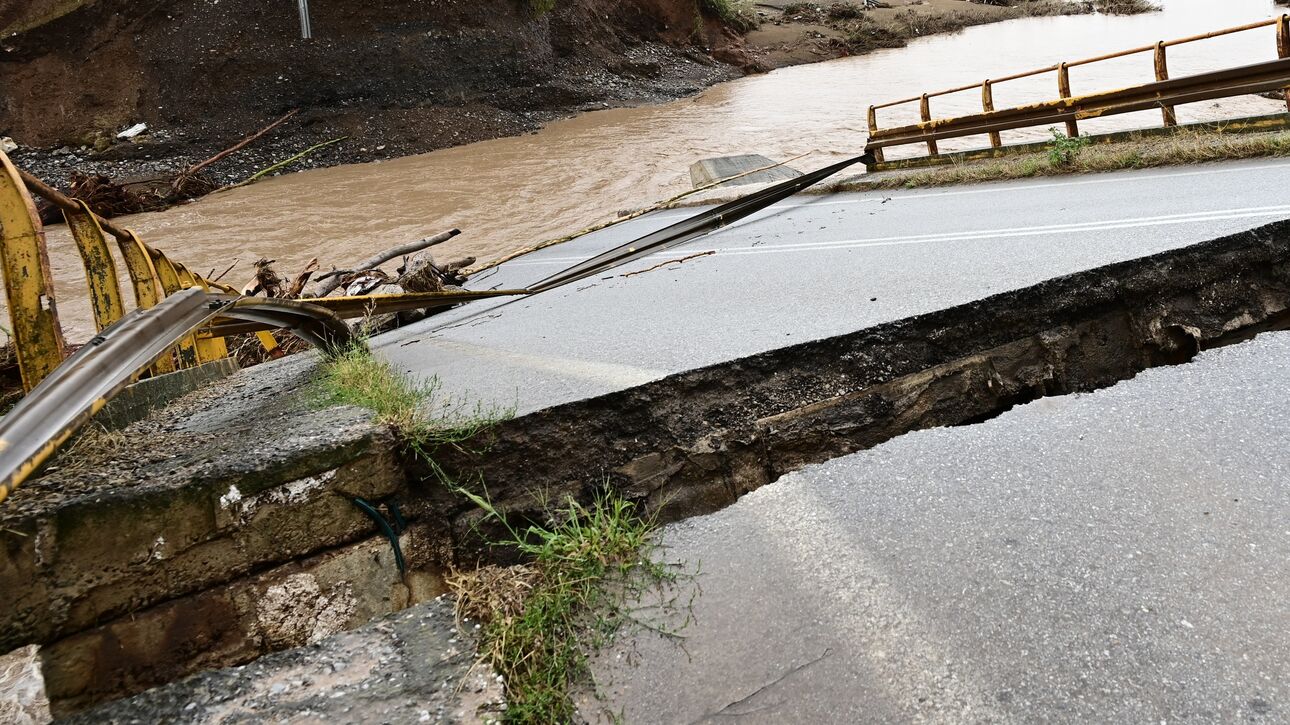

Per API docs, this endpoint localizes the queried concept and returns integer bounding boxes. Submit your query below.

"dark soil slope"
[0,0,751,177]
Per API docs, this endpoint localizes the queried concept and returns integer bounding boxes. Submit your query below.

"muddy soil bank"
[0,0,1113,191]
[1,0,749,187]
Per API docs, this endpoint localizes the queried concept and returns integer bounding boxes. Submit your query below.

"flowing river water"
[34,0,1290,340]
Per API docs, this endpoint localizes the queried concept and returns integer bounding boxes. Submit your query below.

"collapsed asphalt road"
[6,156,1289,719]
[378,158,1290,414]
[579,330,1290,723]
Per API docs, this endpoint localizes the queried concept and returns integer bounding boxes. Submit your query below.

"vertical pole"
[866,105,884,164]
[919,94,938,157]
[1154,42,1177,127]
[1057,63,1079,137]
[297,0,312,39]
[1278,15,1290,113]
[981,80,1001,148]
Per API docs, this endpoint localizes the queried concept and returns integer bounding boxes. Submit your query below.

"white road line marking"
[504,206,1290,267]
[717,208,1290,257]
[404,338,666,387]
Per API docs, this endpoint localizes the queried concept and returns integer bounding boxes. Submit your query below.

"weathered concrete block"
[689,154,803,189]
[0,355,419,710]
[40,534,437,715]
[60,597,502,725]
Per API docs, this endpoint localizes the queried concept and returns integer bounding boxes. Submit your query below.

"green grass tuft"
[453,490,683,724]
[699,0,760,32]
[317,343,513,448]
[527,0,558,15]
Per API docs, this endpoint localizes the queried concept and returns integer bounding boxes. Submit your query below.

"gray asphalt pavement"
[378,158,1290,414]
[581,331,1290,724]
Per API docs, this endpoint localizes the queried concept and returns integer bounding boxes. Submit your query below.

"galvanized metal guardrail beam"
[0,289,359,504]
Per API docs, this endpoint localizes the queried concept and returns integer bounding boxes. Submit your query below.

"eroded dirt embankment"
[1,0,749,183]
[3,219,1290,715]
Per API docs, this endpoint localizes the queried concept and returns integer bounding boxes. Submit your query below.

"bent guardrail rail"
[865,15,1290,166]
[0,288,358,503]
[0,147,874,499]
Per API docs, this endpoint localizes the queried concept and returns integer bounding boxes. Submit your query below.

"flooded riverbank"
[34,0,1290,340]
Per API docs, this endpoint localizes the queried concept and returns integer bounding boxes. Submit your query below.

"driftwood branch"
[308,228,462,297]
[211,259,239,283]
[285,258,320,298]
[218,137,347,192]
[618,250,715,278]
[183,109,299,176]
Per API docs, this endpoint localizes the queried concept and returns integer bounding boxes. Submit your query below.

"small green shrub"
[318,343,512,448]
[453,490,683,724]
[699,0,760,32]
[1047,128,1092,166]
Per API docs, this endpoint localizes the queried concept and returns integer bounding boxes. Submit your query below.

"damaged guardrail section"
[4,219,1290,715]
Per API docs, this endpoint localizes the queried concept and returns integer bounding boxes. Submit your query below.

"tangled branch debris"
[33,110,321,224]
[239,229,476,339]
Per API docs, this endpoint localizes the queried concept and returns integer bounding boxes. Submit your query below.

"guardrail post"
[63,201,126,333]
[1279,15,1290,112]
[1057,63,1079,137]
[919,94,938,156]
[116,230,176,374]
[146,249,201,368]
[0,152,66,390]
[175,264,230,362]
[1154,42,1178,126]
[866,106,885,164]
[981,80,1002,148]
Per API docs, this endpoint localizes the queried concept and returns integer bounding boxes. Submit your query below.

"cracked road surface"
[379,158,1290,415]
[578,332,1290,723]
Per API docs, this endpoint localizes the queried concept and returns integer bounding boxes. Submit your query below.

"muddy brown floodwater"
[31,0,1289,340]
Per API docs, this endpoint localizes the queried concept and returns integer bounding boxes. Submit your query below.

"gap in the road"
[28,220,1290,715]
[422,219,1290,566]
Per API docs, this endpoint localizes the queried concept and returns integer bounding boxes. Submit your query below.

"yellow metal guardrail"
[0,149,536,399]
[866,15,1290,164]
[0,149,287,392]
[0,147,871,500]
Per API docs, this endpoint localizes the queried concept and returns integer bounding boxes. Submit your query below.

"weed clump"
[699,0,760,32]
[827,1,864,19]
[450,492,682,724]
[843,15,907,52]
[1093,0,1161,15]
[317,343,512,448]
[1047,128,1092,166]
